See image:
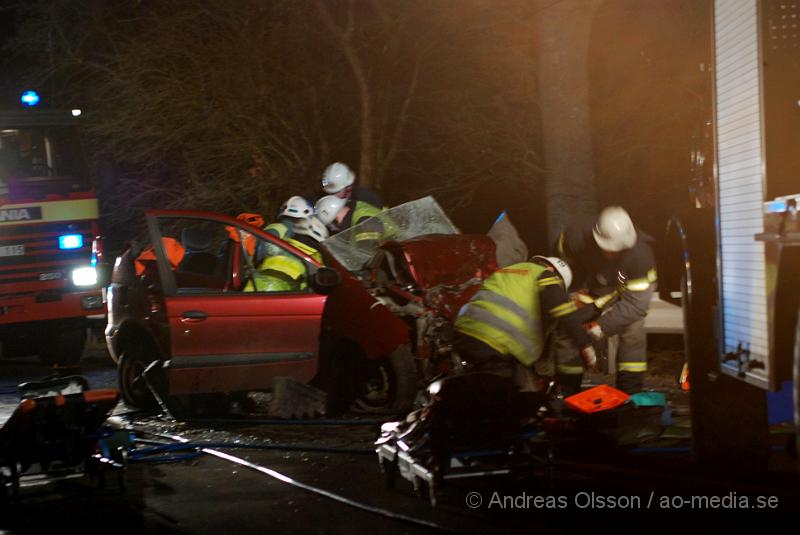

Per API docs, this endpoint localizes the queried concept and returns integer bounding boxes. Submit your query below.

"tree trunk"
[315,0,376,190]
[352,58,376,190]
[535,0,602,244]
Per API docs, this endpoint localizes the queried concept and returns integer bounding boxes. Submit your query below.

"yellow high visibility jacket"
[454,262,547,366]
[243,238,322,292]
[286,237,323,264]
[264,221,291,239]
[350,201,398,244]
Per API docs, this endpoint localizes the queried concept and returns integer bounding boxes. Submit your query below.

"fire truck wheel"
[118,342,159,410]
[38,327,86,366]
[350,344,418,414]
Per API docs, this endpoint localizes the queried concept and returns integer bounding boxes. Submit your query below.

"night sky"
[1,0,712,257]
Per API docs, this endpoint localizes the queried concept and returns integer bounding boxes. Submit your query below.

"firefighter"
[230,212,265,261]
[553,206,657,394]
[244,215,327,292]
[321,162,383,210]
[250,195,315,263]
[288,215,328,264]
[453,257,597,392]
[265,195,314,240]
[314,194,347,232]
[319,163,397,246]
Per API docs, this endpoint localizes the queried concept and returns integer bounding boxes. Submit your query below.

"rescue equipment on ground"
[0,376,124,502]
[376,373,549,506]
[564,385,629,414]
[376,374,669,506]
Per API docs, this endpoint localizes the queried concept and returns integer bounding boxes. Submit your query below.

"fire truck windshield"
[0,126,90,202]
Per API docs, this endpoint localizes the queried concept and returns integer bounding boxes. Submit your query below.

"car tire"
[38,326,86,366]
[350,344,418,415]
[118,340,159,410]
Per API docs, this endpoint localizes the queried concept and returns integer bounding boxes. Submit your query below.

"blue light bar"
[765,199,787,214]
[59,234,83,250]
[20,90,40,107]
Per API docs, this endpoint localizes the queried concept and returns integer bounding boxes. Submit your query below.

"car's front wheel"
[118,339,159,410]
[350,344,418,414]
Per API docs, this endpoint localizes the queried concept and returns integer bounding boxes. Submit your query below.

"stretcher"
[0,378,122,502]
[376,375,645,506]
[376,373,562,506]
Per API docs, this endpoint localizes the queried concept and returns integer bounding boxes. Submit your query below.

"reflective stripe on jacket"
[264,221,291,239]
[454,262,547,366]
[244,254,305,292]
[351,201,398,243]
[244,237,323,292]
[285,237,324,264]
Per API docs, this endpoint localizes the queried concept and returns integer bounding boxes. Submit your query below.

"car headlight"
[71,266,98,286]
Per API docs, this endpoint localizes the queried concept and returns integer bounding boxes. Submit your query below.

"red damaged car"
[104,197,500,413]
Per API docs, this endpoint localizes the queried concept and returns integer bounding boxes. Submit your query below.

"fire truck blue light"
[59,234,83,250]
[20,90,40,107]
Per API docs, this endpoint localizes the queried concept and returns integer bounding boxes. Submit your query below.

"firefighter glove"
[585,321,605,341]
[580,345,598,370]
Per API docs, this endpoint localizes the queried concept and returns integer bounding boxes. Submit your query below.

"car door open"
[146,211,328,395]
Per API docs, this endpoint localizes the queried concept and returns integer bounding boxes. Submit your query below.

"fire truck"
[661,0,799,473]
[0,97,105,365]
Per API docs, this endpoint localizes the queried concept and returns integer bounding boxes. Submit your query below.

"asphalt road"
[2,345,799,533]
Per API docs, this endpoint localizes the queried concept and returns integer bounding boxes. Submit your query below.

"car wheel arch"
[319,336,417,415]
[116,325,163,410]
[114,321,165,364]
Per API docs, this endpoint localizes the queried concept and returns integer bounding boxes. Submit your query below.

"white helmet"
[593,206,637,252]
[531,256,573,289]
[279,196,313,219]
[293,216,329,242]
[321,162,355,194]
[315,195,347,225]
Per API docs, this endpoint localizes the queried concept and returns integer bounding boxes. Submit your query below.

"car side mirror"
[310,267,341,295]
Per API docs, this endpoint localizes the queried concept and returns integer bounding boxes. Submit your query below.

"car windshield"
[322,196,459,271]
[0,126,90,201]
